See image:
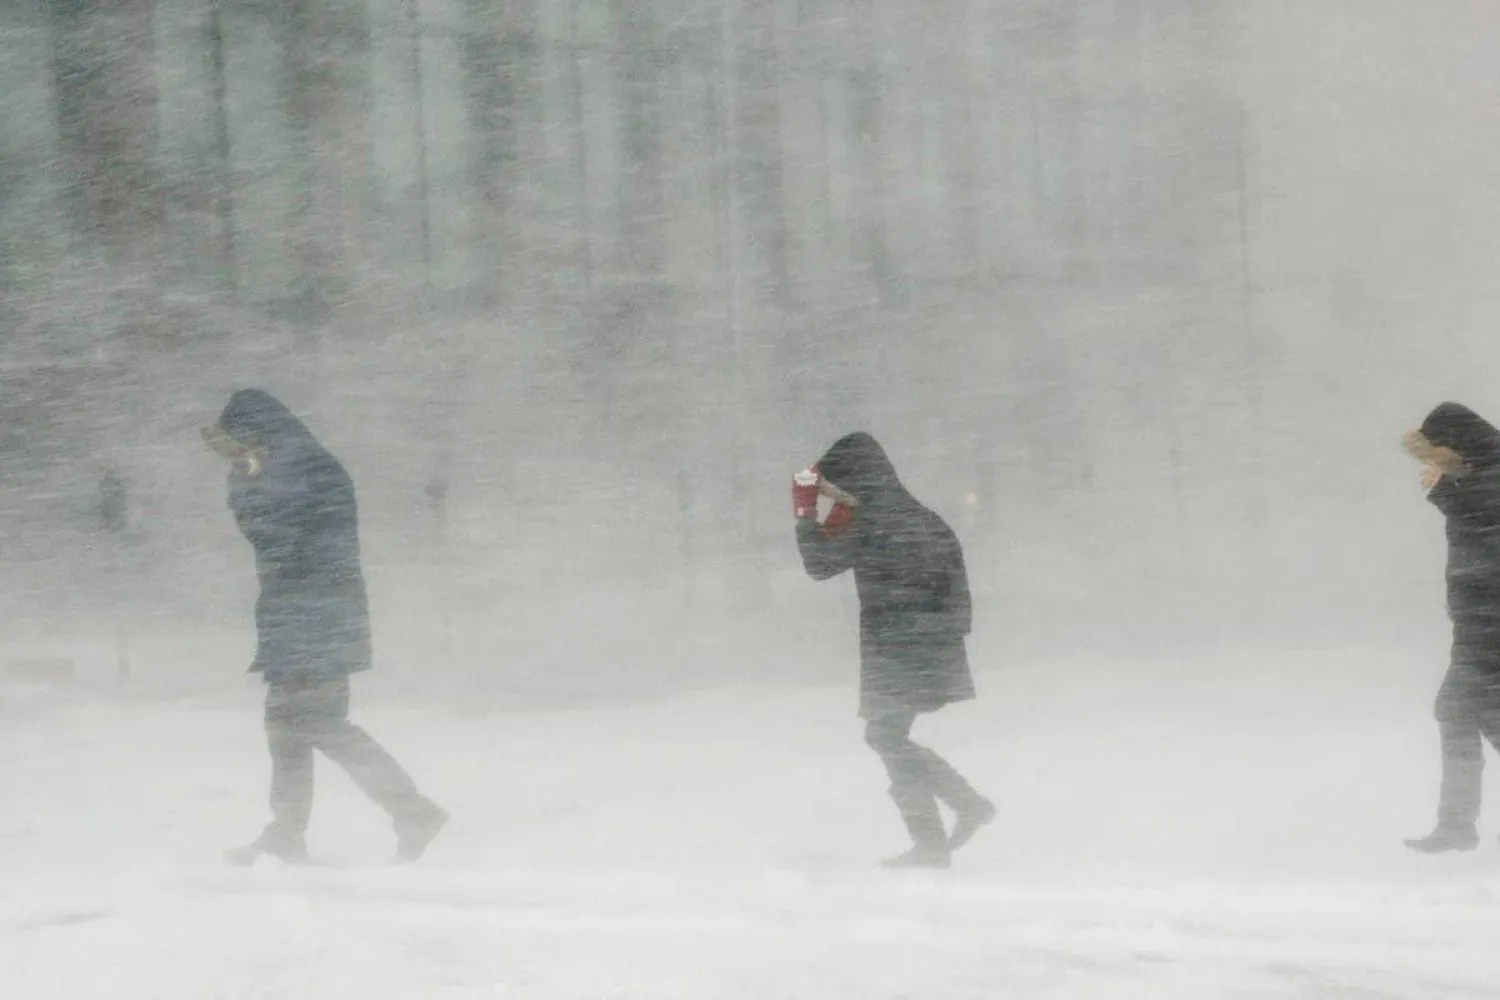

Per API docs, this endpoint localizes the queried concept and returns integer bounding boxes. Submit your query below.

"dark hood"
[218,390,318,451]
[816,432,910,505]
[1420,402,1500,468]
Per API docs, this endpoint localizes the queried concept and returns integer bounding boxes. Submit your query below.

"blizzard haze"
[2,1,1499,998]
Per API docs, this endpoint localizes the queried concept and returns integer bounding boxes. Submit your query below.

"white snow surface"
[4,646,1500,999]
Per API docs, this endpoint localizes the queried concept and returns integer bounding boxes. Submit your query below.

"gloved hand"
[822,501,855,538]
[792,467,821,519]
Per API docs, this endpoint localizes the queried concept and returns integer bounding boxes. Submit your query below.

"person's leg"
[908,740,995,850]
[312,677,447,861]
[1435,718,1484,832]
[1476,671,1500,751]
[1468,671,1500,840]
[227,680,316,864]
[866,710,994,850]
[1407,662,1484,852]
[864,713,948,867]
[907,745,984,811]
[865,711,923,786]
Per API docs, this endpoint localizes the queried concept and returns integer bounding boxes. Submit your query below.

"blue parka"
[218,390,371,682]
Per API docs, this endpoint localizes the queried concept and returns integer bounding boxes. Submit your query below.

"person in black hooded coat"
[793,432,994,868]
[1403,402,1500,853]
[204,390,447,864]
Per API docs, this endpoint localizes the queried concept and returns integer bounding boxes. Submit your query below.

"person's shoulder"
[307,448,354,487]
[921,507,949,531]
[909,501,959,543]
[1464,464,1500,496]
[282,448,355,503]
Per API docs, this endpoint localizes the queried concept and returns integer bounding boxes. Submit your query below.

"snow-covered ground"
[4,645,1500,999]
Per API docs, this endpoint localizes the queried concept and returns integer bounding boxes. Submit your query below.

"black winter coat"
[1422,404,1500,667]
[218,390,371,682]
[796,433,975,718]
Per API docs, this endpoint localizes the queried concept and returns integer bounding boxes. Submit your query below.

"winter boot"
[948,797,997,852]
[1403,823,1479,854]
[394,803,449,864]
[881,784,951,870]
[224,826,309,867]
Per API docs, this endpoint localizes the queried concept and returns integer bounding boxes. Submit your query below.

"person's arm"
[796,517,856,580]
[791,469,855,580]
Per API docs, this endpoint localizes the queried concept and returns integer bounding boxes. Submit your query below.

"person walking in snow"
[203,390,447,865]
[792,432,994,868]
[1404,402,1500,853]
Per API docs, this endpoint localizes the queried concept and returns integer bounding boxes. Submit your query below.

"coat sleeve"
[1428,471,1500,530]
[796,518,855,580]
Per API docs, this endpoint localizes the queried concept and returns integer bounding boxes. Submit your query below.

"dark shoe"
[1403,824,1479,853]
[880,844,952,869]
[225,828,309,866]
[948,798,996,852]
[394,804,449,864]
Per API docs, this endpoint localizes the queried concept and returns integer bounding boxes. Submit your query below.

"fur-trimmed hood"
[1418,402,1500,469]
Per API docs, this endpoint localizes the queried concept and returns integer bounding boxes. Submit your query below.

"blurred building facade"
[0,1,1493,670]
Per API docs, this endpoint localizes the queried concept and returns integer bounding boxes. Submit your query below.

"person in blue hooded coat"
[792,432,994,868]
[204,390,447,864]
[1403,403,1500,853]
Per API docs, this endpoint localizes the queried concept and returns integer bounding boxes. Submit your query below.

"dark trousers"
[1434,661,1500,830]
[264,676,429,839]
[864,711,985,846]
